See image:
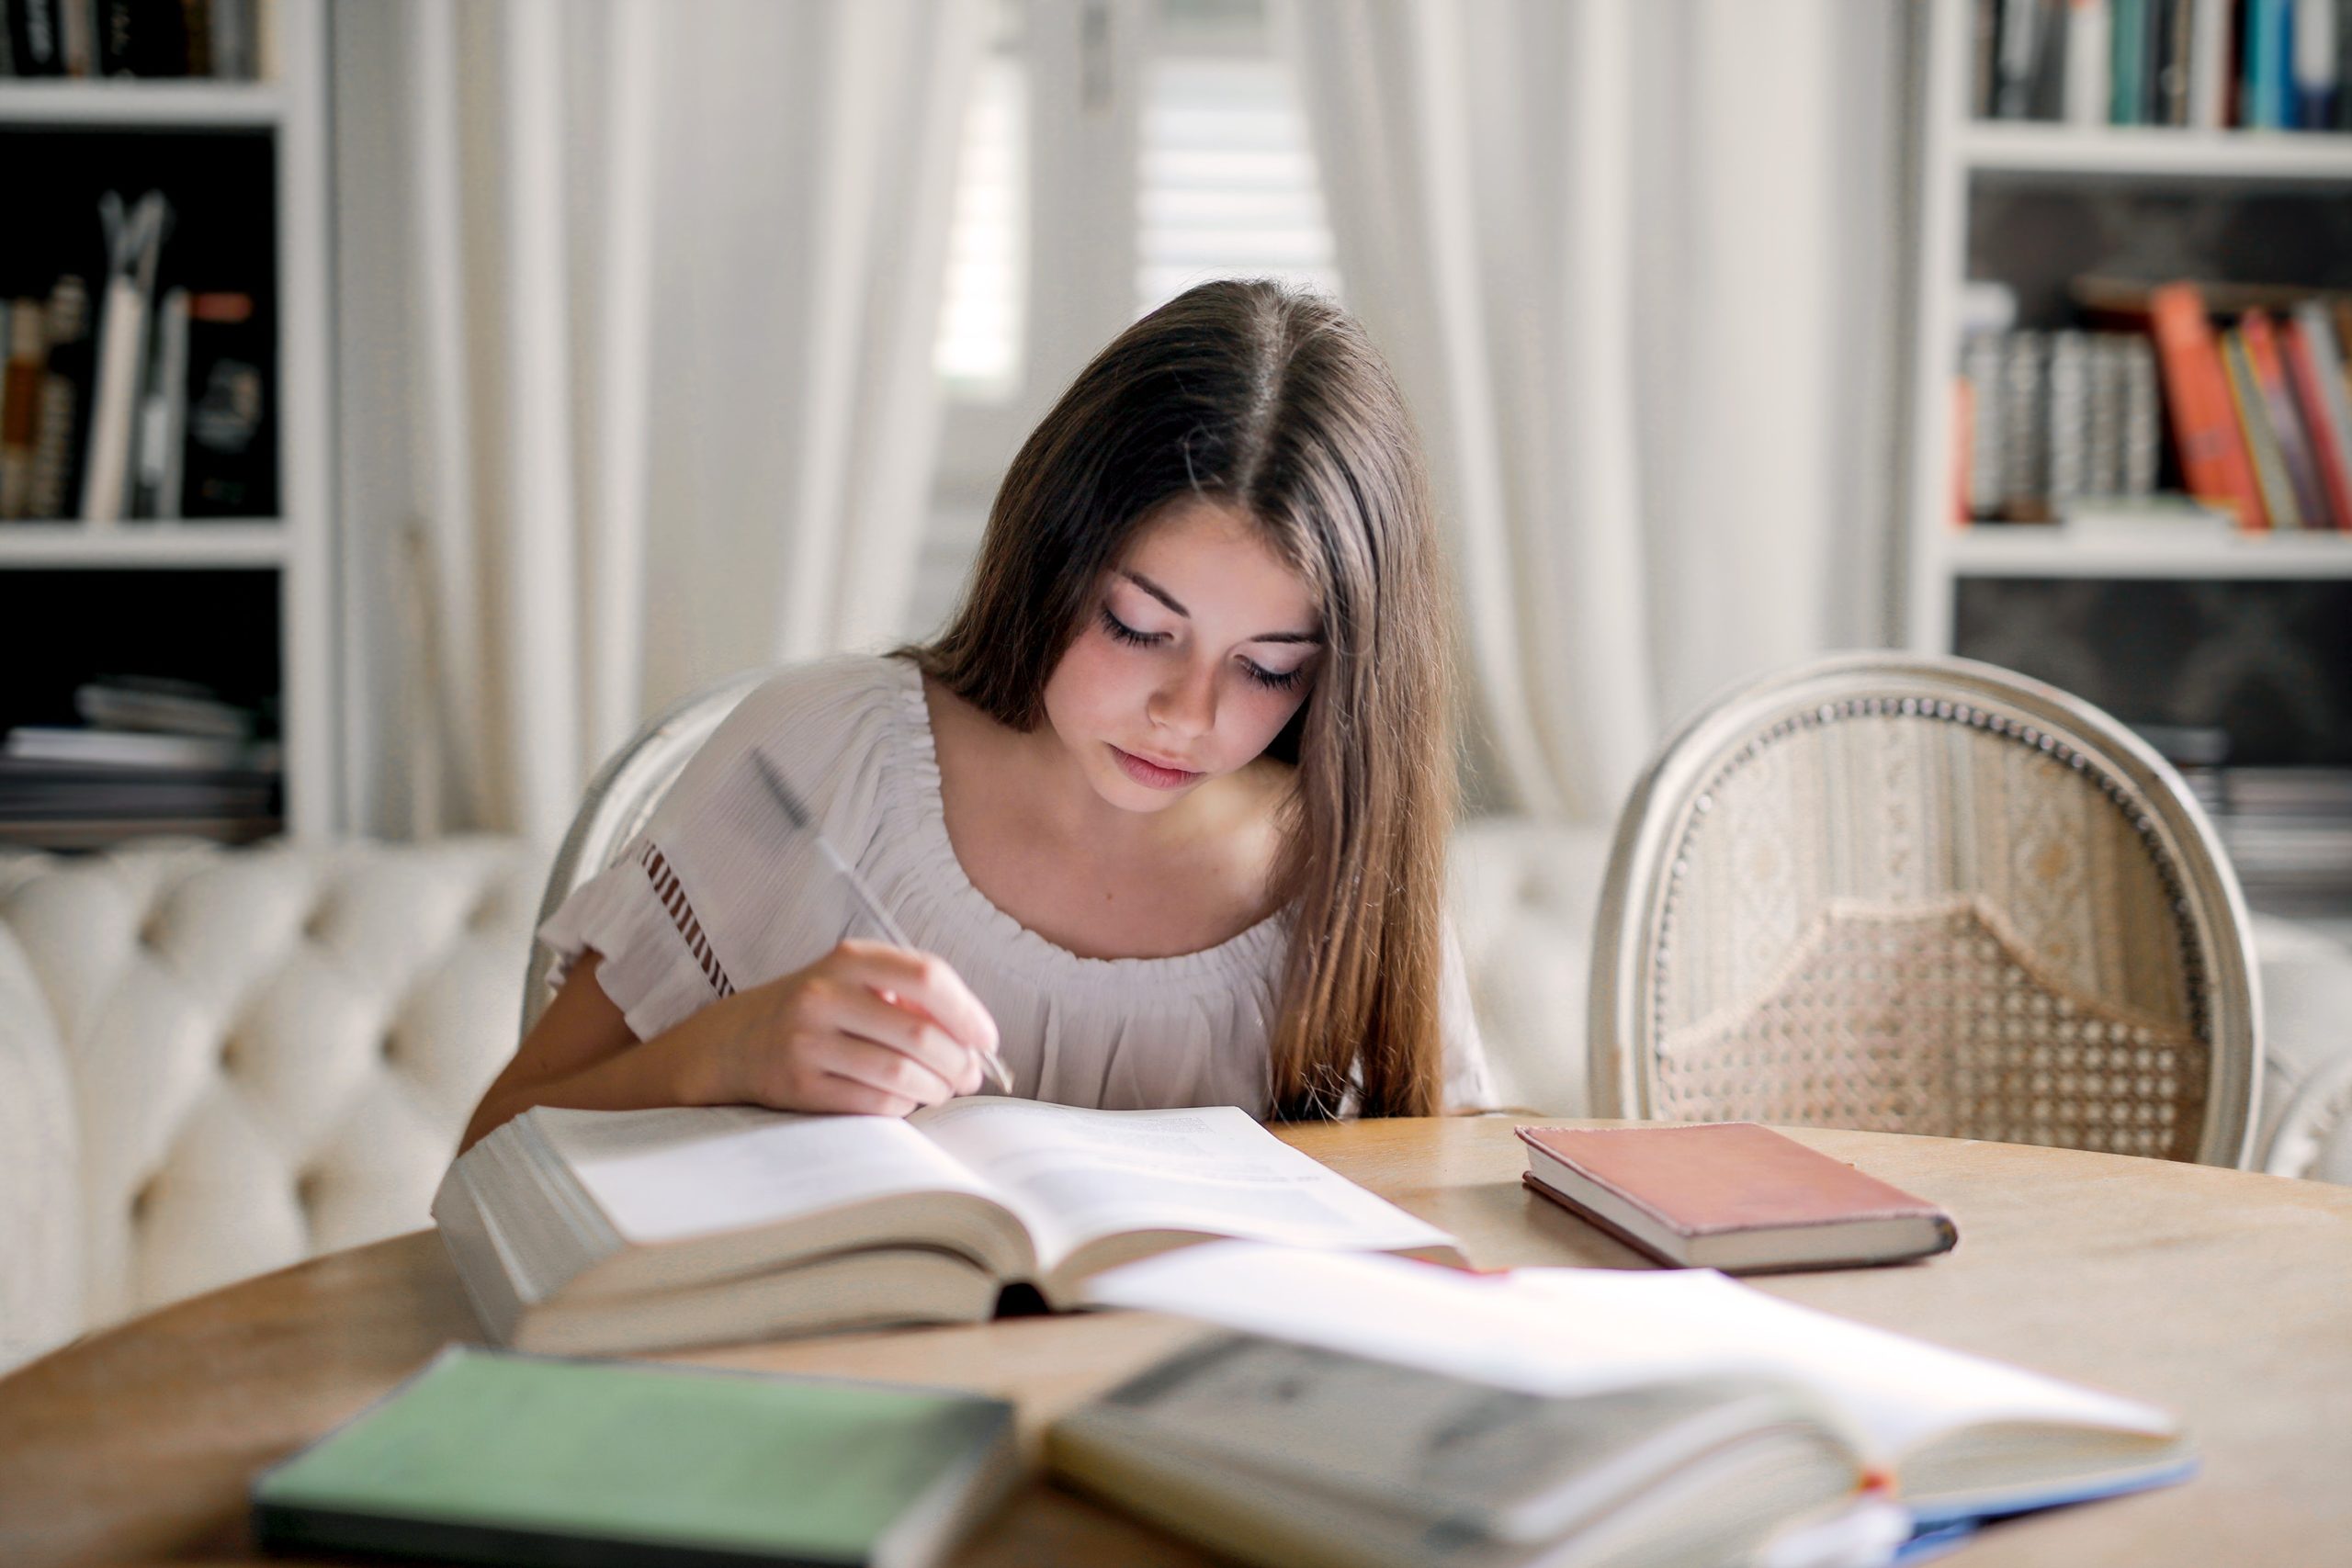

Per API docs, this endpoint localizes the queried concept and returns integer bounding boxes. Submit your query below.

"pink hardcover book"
[1517,1122,1958,1274]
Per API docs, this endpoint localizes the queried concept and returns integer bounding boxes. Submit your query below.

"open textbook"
[433,1099,1459,1355]
[1069,1243,2193,1566]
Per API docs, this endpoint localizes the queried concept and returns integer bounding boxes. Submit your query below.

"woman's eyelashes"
[1097,604,1306,693]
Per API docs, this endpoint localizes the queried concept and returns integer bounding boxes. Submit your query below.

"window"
[930,0,1339,488]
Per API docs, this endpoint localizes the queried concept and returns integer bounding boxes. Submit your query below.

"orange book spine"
[2148,284,2267,531]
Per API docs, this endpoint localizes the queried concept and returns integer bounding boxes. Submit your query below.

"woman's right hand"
[694,938,1002,1117]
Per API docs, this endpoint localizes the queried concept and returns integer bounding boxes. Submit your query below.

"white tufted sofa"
[6,825,2351,1375]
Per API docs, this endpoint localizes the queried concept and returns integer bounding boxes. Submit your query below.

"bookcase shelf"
[0,523,289,568]
[1903,1,2352,919]
[1937,527,2352,579]
[1959,122,2352,182]
[0,0,335,842]
[0,80,286,128]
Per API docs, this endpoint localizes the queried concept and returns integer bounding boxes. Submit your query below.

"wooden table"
[4,1118,2349,1567]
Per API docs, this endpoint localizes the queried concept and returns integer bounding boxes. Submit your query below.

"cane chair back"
[1588,653,2261,1167]
[519,669,770,1035]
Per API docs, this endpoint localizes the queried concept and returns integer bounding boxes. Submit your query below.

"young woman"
[461,279,1491,1152]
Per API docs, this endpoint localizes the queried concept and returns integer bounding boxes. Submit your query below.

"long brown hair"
[911,279,1457,1118]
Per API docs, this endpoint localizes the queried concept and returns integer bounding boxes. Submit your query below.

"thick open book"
[433,1099,1460,1355]
[1076,1243,2193,1563]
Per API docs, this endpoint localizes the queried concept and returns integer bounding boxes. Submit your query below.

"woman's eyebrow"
[1117,570,1323,644]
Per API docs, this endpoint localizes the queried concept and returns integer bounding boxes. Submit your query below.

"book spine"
[2120,334,2161,495]
[2112,0,2150,119]
[2340,0,2352,128]
[2067,0,2115,120]
[2047,332,2092,509]
[2002,332,2051,519]
[1999,0,2046,116]
[2157,0,2195,120]
[2291,301,2352,529]
[2241,309,2335,529]
[2148,284,2268,530]
[2281,315,2352,530]
[2295,0,2341,126]
[7,0,65,73]
[1974,0,2004,117]
[26,276,89,520]
[1962,335,2008,521]
[2188,0,2232,124]
[2086,335,2126,493]
[2246,0,2292,125]
[2223,325,2301,528]
[79,273,144,525]
[59,0,93,74]
[0,299,47,521]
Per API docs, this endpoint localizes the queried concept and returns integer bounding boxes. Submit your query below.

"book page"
[1083,1245,2177,1465]
[907,1099,1453,1269]
[533,1106,999,1245]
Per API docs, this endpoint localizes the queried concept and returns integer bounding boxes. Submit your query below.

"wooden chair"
[1588,652,2261,1167]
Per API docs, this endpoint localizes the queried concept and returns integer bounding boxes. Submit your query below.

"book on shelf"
[0,299,44,519]
[5,262,272,522]
[180,289,273,516]
[1515,1122,1960,1273]
[2223,322,2303,529]
[0,0,264,79]
[26,276,92,521]
[1070,1243,2194,1568]
[2148,282,2268,529]
[2282,305,2352,526]
[2242,308,2339,529]
[252,1346,1018,1568]
[435,1096,1463,1357]
[74,673,254,737]
[1973,0,2352,129]
[2,725,275,771]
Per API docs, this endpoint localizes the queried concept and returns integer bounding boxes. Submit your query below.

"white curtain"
[334,0,983,844]
[1280,0,1906,822]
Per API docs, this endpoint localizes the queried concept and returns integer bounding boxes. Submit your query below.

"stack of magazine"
[0,674,280,846]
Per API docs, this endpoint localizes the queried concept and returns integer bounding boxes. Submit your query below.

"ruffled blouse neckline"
[877,655,1287,992]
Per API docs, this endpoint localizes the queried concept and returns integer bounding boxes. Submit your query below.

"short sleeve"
[535,657,902,1043]
[1438,914,1498,1113]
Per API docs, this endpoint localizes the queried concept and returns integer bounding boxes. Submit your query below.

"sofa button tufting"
[295,1169,323,1213]
[130,1179,156,1224]
[303,908,332,940]
[380,1031,400,1063]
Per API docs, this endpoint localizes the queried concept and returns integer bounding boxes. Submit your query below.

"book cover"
[2241,309,2335,531]
[2290,301,2352,530]
[251,1347,1018,1568]
[2148,286,2267,530]
[2222,325,2301,528]
[179,290,276,516]
[27,276,94,521]
[0,299,45,520]
[1516,1123,1958,1273]
[2245,0,2292,125]
[2281,310,2352,531]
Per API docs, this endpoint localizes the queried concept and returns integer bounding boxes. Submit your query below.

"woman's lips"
[1111,745,1203,790]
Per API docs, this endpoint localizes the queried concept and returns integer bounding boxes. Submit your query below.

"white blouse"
[539,654,1494,1118]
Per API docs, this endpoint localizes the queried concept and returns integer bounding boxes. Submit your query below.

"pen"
[752,752,1015,1094]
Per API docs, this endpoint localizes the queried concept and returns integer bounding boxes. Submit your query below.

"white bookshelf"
[0,0,337,840]
[1902,0,2352,656]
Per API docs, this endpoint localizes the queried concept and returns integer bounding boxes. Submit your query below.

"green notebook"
[251,1347,1017,1568]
